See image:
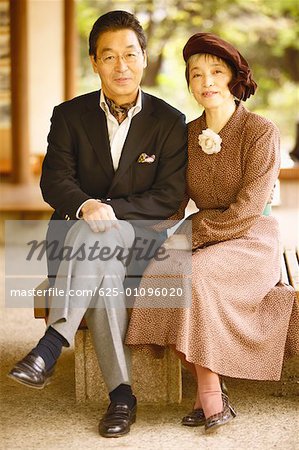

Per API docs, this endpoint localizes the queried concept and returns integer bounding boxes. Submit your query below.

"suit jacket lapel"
[81,92,114,181]
[109,93,157,191]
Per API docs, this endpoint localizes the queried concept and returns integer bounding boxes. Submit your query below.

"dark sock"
[109,384,135,409]
[31,326,68,370]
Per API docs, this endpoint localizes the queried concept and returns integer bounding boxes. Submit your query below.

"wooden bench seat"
[281,248,299,300]
[34,247,299,404]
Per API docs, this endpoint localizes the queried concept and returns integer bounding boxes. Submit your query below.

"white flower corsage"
[198,129,222,155]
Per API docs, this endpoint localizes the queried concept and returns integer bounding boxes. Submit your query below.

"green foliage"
[75,0,299,148]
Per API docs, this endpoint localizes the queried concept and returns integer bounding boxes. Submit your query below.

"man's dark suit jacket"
[40,89,187,280]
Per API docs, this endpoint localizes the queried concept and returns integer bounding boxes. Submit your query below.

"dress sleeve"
[190,119,280,251]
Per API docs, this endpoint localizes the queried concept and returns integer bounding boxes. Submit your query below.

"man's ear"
[90,54,98,73]
[143,51,147,69]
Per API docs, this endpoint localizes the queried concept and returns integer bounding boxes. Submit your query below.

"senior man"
[9,10,186,438]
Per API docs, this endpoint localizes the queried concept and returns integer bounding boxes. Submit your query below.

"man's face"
[90,29,147,105]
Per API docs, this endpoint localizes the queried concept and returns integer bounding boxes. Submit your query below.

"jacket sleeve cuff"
[75,199,102,219]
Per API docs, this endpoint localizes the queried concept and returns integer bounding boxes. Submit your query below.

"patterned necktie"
[105,96,136,124]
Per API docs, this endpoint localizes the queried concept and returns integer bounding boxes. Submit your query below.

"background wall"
[28,0,64,155]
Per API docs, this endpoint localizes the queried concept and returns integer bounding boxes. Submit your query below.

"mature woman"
[126,33,299,433]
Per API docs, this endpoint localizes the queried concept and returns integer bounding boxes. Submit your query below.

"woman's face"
[188,54,234,110]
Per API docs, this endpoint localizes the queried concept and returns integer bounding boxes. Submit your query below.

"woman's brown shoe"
[204,393,236,433]
[181,408,205,427]
[181,378,229,427]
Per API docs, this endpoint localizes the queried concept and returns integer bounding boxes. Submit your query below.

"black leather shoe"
[181,378,228,427]
[7,352,55,389]
[99,398,137,438]
[205,393,236,433]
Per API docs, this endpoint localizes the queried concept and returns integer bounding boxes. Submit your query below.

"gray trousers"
[47,220,135,392]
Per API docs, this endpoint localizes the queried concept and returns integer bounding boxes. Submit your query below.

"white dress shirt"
[76,89,142,218]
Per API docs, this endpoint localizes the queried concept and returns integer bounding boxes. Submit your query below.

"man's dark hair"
[89,10,147,58]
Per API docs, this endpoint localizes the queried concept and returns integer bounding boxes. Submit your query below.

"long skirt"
[126,217,299,381]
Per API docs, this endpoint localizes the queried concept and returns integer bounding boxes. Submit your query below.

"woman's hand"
[163,234,191,250]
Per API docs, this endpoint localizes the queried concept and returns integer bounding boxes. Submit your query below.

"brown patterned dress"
[126,102,299,380]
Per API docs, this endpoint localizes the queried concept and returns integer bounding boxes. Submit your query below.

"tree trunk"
[142,53,163,86]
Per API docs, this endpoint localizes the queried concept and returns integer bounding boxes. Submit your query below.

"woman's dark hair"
[89,10,147,58]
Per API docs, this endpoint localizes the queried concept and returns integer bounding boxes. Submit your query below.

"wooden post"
[9,0,31,184]
[64,0,77,100]
[290,122,299,162]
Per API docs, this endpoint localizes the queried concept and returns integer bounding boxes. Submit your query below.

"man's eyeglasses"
[97,51,142,66]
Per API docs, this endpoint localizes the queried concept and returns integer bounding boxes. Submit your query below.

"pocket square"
[137,153,156,163]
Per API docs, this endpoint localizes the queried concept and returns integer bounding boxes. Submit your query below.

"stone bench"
[34,280,181,404]
[74,331,181,404]
[34,247,299,404]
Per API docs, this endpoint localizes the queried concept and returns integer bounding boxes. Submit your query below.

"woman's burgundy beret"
[183,32,257,101]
